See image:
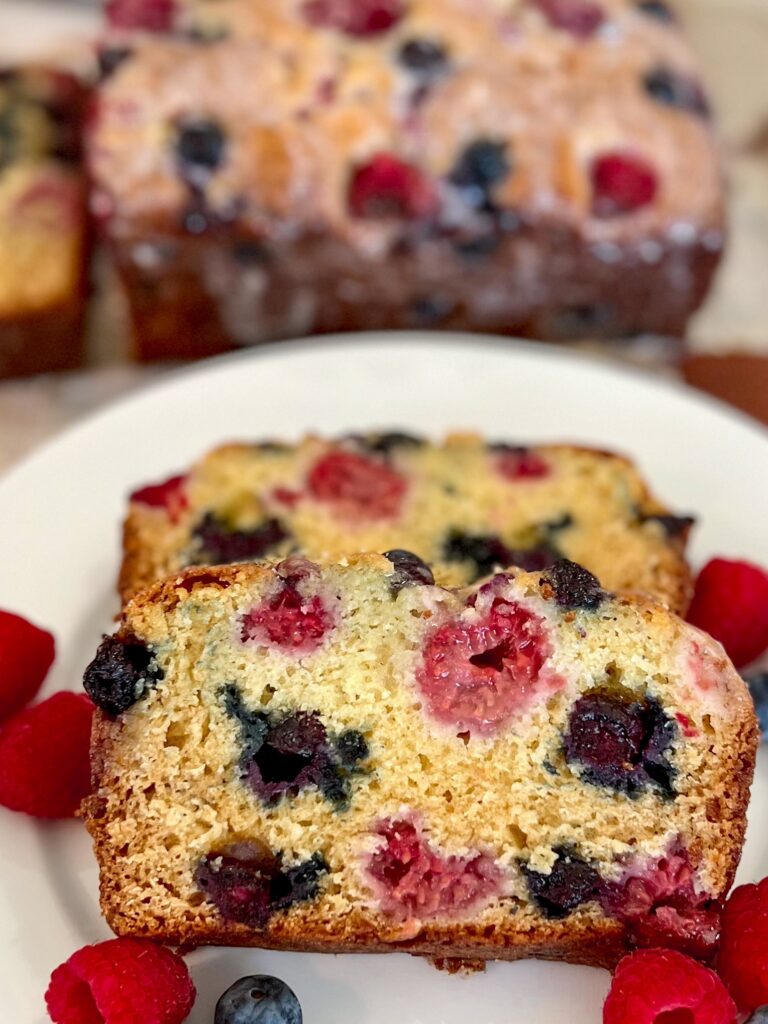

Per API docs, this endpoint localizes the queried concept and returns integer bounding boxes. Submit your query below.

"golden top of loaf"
[84,557,757,965]
[120,432,694,612]
[94,0,723,249]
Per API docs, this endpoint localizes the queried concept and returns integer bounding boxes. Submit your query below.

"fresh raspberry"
[592,152,659,217]
[417,594,560,736]
[532,0,606,37]
[0,692,93,818]
[495,447,551,481]
[686,558,768,669]
[604,949,736,1024]
[241,586,334,652]
[0,609,55,720]
[307,450,407,520]
[129,474,188,524]
[365,817,503,924]
[719,878,768,1012]
[303,0,404,37]
[349,154,439,220]
[45,938,195,1024]
[104,0,177,31]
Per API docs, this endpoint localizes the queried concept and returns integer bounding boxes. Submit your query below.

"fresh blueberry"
[383,549,435,592]
[175,117,227,187]
[449,140,511,211]
[522,848,602,919]
[83,635,163,715]
[398,39,449,78]
[545,559,605,610]
[643,66,710,117]
[746,673,768,738]
[215,975,302,1024]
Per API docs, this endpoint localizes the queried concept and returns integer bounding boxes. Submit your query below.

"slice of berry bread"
[83,557,757,967]
[120,433,694,612]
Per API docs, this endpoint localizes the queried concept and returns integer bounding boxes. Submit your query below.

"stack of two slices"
[82,433,757,968]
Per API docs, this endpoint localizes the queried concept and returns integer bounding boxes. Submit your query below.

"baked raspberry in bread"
[83,557,757,966]
[92,0,722,359]
[120,433,694,611]
[0,67,88,377]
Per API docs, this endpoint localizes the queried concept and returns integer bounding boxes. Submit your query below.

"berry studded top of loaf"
[84,557,757,966]
[93,0,722,251]
[120,433,694,612]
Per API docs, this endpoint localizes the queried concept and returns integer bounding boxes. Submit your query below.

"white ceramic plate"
[2,334,767,1024]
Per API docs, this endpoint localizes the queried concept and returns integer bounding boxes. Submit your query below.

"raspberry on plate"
[719,878,768,1012]
[687,558,768,668]
[603,949,737,1024]
[45,937,195,1024]
[0,692,93,818]
[0,609,55,720]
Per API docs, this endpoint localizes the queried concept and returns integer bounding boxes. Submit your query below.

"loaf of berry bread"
[83,557,757,966]
[120,432,694,611]
[92,0,723,360]
[0,67,88,377]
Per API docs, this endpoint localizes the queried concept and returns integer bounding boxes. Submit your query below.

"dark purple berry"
[345,431,426,455]
[196,847,327,927]
[545,559,605,610]
[449,140,511,211]
[191,514,289,565]
[640,512,696,538]
[223,686,368,808]
[175,118,227,187]
[336,729,369,766]
[214,975,302,1024]
[383,549,435,592]
[83,635,163,715]
[522,849,602,919]
[97,46,132,80]
[636,0,676,21]
[564,692,677,796]
[398,39,449,78]
[443,531,560,582]
[643,66,710,117]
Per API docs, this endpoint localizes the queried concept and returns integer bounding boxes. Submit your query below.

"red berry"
[687,558,768,669]
[349,154,439,220]
[365,817,503,923]
[130,474,188,524]
[104,0,176,31]
[241,586,334,652]
[719,878,768,1012]
[0,692,93,818]
[592,152,659,217]
[307,450,407,520]
[0,610,55,720]
[303,0,404,36]
[417,594,560,737]
[45,938,195,1024]
[532,0,606,37]
[603,949,737,1024]
[496,448,551,481]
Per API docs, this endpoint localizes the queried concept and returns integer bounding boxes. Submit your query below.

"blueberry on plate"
[746,672,768,738]
[215,975,302,1024]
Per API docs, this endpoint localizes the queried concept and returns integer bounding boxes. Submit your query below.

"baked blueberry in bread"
[83,557,756,966]
[120,433,694,612]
